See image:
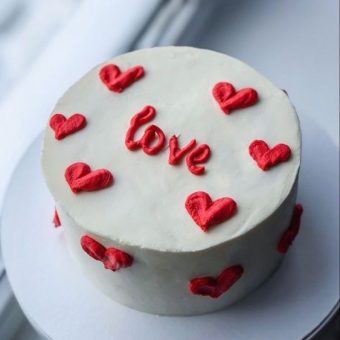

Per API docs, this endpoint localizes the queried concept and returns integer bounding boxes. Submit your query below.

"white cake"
[42,46,302,315]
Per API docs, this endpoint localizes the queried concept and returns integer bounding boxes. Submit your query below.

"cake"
[41,46,303,316]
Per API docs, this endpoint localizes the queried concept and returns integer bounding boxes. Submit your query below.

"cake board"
[1,113,339,340]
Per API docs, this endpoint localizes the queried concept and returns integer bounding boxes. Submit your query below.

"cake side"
[57,179,298,315]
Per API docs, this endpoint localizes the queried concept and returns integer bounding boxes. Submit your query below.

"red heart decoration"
[53,208,61,228]
[65,162,113,193]
[103,248,134,271]
[277,204,303,254]
[80,235,133,271]
[81,235,107,261]
[49,113,86,140]
[249,140,291,171]
[185,191,237,232]
[212,82,258,114]
[189,265,244,298]
[99,64,144,93]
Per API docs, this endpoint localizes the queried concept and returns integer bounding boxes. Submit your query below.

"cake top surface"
[42,46,301,252]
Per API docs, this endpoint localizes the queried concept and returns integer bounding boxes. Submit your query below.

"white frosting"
[58,181,297,315]
[41,47,301,315]
[42,46,300,252]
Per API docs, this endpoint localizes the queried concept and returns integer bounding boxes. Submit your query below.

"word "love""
[125,105,211,175]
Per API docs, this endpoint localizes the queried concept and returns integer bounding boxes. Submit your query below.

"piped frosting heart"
[53,209,61,227]
[49,113,86,140]
[99,64,144,93]
[81,235,107,261]
[277,204,303,253]
[249,139,291,171]
[103,248,134,271]
[80,235,133,271]
[65,162,113,193]
[212,82,258,114]
[185,191,237,231]
[189,265,244,298]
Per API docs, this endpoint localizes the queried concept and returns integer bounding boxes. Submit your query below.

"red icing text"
[125,106,165,155]
[125,106,211,175]
[186,144,211,175]
[168,135,196,165]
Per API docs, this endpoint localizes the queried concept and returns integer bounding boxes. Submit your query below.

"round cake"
[41,46,302,315]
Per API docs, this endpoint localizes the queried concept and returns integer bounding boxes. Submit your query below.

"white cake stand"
[1,113,339,340]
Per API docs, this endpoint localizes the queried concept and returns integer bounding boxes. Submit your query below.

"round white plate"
[1,114,339,340]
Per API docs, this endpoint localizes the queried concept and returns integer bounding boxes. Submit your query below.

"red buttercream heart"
[80,235,107,261]
[103,248,134,271]
[64,162,113,193]
[249,139,291,171]
[80,235,133,271]
[49,113,86,140]
[189,265,244,298]
[99,64,144,93]
[212,82,258,114]
[53,209,61,227]
[277,204,303,254]
[185,191,237,231]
